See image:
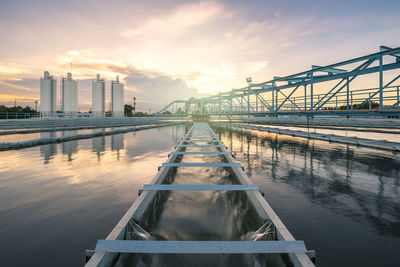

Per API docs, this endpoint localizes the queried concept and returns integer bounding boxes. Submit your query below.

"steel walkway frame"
[85,123,315,267]
[157,46,400,117]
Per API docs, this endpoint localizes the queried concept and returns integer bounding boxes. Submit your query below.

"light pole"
[133,97,136,114]
[246,77,252,122]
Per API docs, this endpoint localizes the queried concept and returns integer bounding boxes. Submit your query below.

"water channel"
[0,123,399,266]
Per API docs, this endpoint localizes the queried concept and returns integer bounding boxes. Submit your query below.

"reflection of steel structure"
[158,46,400,117]
[220,124,400,236]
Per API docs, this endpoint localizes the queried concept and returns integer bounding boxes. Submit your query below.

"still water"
[0,123,399,266]
[215,125,400,267]
[0,125,187,267]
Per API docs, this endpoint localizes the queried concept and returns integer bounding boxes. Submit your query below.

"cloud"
[0,0,399,111]
[1,54,199,111]
[120,1,226,38]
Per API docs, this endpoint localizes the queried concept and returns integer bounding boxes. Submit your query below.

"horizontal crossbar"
[95,240,307,254]
[162,163,240,167]
[184,140,218,142]
[185,137,216,139]
[329,136,358,140]
[357,139,387,143]
[177,144,224,147]
[170,152,229,155]
[142,184,258,191]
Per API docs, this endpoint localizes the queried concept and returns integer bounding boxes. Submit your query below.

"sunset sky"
[0,0,399,111]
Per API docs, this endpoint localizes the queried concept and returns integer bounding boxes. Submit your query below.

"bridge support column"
[310,74,314,111]
[379,56,383,109]
[272,88,274,112]
[346,77,350,110]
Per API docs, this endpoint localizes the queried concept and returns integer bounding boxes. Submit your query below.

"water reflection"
[62,130,78,161]
[0,125,187,267]
[111,131,125,161]
[92,128,106,160]
[214,124,400,267]
[113,145,284,267]
[40,132,57,164]
[217,125,400,236]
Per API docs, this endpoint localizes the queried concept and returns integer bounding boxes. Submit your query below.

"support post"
[379,56,383,109]
[304,85,307,111]
[336,96,338,110]
[346,77,350,110]
[272,87,275,112]
[310,73,314,111]
[369,93,371,110]
[398,86,400,109]
[351,92,353,110]
[230,90,233,113]
[247,88,250,114]
[219,95,222,113]
[256,94,258,112]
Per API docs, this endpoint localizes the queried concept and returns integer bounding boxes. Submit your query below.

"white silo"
[111,75,124,117]
[92,74,105,117]
[62,73,78,115]
[40,71,57,116]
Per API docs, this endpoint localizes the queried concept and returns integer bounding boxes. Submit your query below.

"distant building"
[40,71,57,115]
[92,74,105,117]
[111,75,124,117]
[62,73,78,115]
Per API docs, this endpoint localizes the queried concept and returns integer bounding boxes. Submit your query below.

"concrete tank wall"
[40,71,57,115]
[111,76,124,117]
[62,73,78,114]
[92,74,105,117]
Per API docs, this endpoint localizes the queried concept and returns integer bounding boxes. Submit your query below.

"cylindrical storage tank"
[111,75,124,117]
[92,74,105,117]
[62,73,78,115]
[40,71,57,116]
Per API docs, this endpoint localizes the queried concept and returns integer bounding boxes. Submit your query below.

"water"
[250,124,400,143]
[215,125,400,267]
[0,125,154,143]
[0,125,187,267]
[1,123,399,266]
[111,141,282,267]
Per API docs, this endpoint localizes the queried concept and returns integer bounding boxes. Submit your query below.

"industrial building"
[92,74,105,117]
[111,75,124,117]
[40,71,57,115]
[62,73,78,115]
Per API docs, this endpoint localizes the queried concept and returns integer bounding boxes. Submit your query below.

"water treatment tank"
[111,75,124,117]
[92,74,105,117]
[40,71,57,116]
[62,73,78,115]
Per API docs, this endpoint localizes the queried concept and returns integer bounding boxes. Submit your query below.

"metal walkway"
[85,122,315,267]
[157,46,400,117]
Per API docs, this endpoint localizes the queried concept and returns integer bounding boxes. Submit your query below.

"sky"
[0,0,399,112]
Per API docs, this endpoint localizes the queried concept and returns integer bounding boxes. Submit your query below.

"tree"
[0,105,38,114]
[124,104,134,117]
[339,101,379,110]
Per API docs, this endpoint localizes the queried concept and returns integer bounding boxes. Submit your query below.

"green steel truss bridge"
[157,46,400,117]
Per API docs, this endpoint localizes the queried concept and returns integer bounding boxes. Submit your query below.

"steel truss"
[157,46,400,117]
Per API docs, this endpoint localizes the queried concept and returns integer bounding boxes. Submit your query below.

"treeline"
[122,104,154,117]
[0,105,38,113]
[339,101,379,110]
